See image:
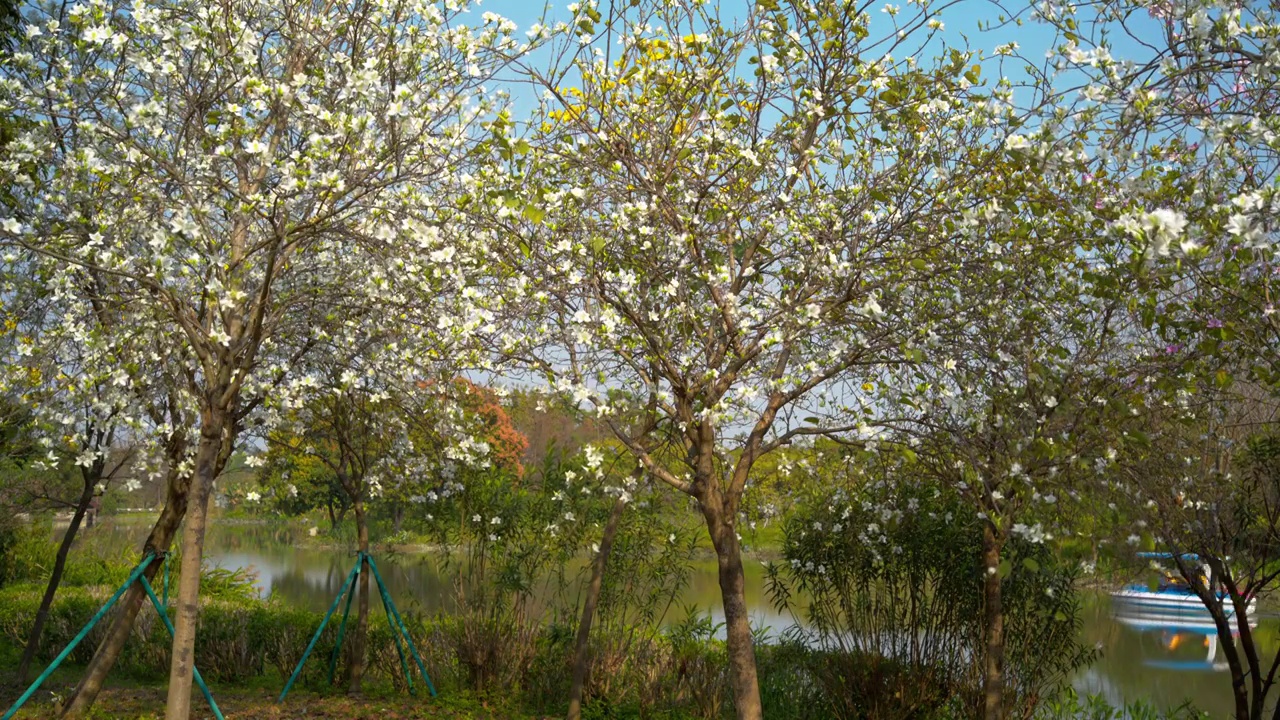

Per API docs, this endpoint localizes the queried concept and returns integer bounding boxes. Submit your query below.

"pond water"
[72,517,1278,716]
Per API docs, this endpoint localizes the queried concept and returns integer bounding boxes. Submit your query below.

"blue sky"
[467,0,1164,126]
[472,0,1088,66]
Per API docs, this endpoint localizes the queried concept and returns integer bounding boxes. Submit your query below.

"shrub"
[769,480,1096,719]
[0,521,135,590]
[0,583,732,714]
[1036,689,1209,720]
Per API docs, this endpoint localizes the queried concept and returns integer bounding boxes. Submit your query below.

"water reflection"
[1075,584,1277,717]
[75,518,795,629]
[68,517,1276,715]
[1111,605,1246,673]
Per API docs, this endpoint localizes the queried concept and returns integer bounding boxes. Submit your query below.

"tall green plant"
[770,475,1094,719]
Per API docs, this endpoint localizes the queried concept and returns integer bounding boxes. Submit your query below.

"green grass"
[4,684,544,720]
[0,639,540,720]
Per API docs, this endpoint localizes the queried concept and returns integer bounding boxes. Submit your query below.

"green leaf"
[522,205,546,224]
[1022,557,1040,572]
[997,559,1013,579]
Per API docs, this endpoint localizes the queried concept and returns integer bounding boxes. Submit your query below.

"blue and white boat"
[1111,552,1257,619]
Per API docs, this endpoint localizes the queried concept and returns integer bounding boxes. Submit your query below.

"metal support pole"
[369,555,413,693]
[367,554,436,697]
[138,575,224,720]
[162,552,170,611]
[2,555,156,720]
[277,558,361,703]
[327,555,362,685]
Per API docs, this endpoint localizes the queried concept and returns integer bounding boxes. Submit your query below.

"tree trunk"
[1214,568,1264,720]
[327,497,338,530]
[347,499,371,694]
[164,417,225,720]
[1188,558,1251,720]
[62,465,193,719]
[17,471,97,683]
[701,491,762,720]
[566,497,626,720]
[982,523,1006,720]
[392,505,404,535]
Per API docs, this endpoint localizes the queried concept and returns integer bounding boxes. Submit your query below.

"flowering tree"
[770,454,1096,719]
[62,344,209,719]
[566,382,660,720]
[1033,4,1280,718]
[0,233,215,688]
[1107,385,1280,720]
[264,373,403,693]
[256,368,510,692]
[0,282,143,684]
[0,0,520,714]
[262,375,398,692]
[258,377,526,532]
[479,0,1061,714]
[1038,0,1280,387]
[878,167,1142,719]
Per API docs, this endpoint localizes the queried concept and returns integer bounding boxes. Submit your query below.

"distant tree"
[449,379,529,481]
[503,388,610,471]
[257,447,351,529]
[257,373,505,692]
[270,378,394,692]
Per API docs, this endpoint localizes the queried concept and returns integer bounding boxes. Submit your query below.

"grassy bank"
[7,688,535,720]
[3,515,1213,719]
[0,580,988,720]
[0,639,539,720]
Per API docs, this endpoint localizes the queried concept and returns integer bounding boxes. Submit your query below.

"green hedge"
[0,583,937,719]
[0,584,1200,720]
[0,586,493,691]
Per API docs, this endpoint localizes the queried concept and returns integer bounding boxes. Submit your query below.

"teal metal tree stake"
[2,553,224,720]
[278,550,436,703]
